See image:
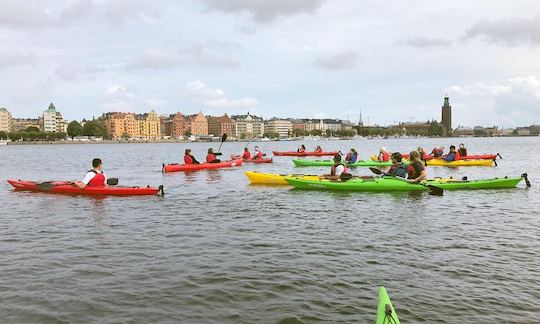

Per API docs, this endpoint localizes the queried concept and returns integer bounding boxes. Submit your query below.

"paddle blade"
[369,167,383,175]
[340,173,353,181]
[221,133,228,142]
[427,185,443,196]
[107,178,119,185]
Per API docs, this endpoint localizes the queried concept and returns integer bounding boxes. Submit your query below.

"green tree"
[67,121,84,138]
[121,132,130,140]
[183,130,192,137]
[83,120,105,136]
[310,129,323,136]
[263,131,279,139]
[26,126,40,132]
[0,131,7,139]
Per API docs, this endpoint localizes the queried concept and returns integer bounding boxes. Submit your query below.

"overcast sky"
[1,0,540,127]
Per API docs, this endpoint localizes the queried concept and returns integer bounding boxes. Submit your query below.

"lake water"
[1,137,539,323]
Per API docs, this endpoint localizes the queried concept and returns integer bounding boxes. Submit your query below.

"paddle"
[217,133,227,152]
[36,177,119,190]
[368,167,443,196]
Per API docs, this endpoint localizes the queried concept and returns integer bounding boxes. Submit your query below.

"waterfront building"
[42,103,64,132]
[232,113,264,138]
[441,96,452,136]
[189,112,208,136]
[208,114,235,137]
[0,108,12,132]
[136,110,161,139]
[265,118,292,138]
[453,126,474,136]
[11,118,41,131]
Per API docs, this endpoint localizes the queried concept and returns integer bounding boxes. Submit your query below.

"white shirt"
[334,164,345,176]
[82,170,107,185]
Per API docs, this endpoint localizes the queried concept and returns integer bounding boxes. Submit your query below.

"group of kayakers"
[377,143,469,163]
[183,148,223,164]
[296,144,323,153]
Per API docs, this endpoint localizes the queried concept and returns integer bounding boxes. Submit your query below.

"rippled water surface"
[1,137,539,323]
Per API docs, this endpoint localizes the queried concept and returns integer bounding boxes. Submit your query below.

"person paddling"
[443,145,460,162]
[407,151,427,183]
[417,147,429,160]
[431,146,444,158]
[253,146,264,159]
[378,147,390,162]
[320,153,347,180]
[242,147,251,160]
[184,149,199,164]
[458,143,468,157]
[297,144,306,153]
[206,148,222,163]
[74,158,107,188]
[386,152,407,178]
[314,145,323,153]
[345,148,358,164]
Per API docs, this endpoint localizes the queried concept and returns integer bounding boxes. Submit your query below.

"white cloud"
[398,37,452,48]
[198,0,325,23]
[0,51,35,68]
[313,50,359,70]
[464,15,540,46]
[102,85,136,111]
[54,64,104,81]
[185,81,258,109]
[102,0,160,25]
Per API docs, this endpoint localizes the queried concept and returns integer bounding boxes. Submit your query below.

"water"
[1,137,539,323]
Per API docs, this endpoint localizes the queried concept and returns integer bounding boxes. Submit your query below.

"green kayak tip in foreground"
[284,174,530,192]
[377,286,400,324]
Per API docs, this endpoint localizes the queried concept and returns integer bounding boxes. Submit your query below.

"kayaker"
[206,148,222,163]
[320,153,347,180]
[407,151,427,183]
[184,149,200,164]
[74,158,107,188]
[417,147,429,160]
[242,147,251,160]
[442,145,460,162]
[378,147,390,162]
[253,146,264,159]
[431,146,444,158]
[314,145,323,153]
[345,148,358,164]
[386,153,407,178]
[297,145,306,153]
[458,143,468,157]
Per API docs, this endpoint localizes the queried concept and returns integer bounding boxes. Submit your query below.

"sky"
[1,0,540,127]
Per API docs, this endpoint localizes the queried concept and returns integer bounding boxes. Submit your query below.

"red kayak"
[273,151,338,157]
[231,155,273,163]
[162,159,243,173]
[400,153,500,160]
[7,179,163,196]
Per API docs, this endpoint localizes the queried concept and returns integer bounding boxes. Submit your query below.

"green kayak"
[292,159,396,167]
[376,286,400,324]
[284,175,527,192]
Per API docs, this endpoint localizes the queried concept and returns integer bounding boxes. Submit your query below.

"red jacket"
[242,151,251,159]
[379,152,390,162]
[87,171,105,187]
[206,153,216,162]
[184,155,193,164]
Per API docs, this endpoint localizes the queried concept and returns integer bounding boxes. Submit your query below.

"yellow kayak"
[425,159,494,167]
[245,171,319,185]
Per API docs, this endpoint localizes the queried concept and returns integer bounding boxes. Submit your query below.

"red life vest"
[243,151,251,159]
[379,152,390,162]
[331,163,347,176]
[87,170,105,187]
[454,151,461,160]
[184,155,193,164]
[206,153,216,162]
[254,151,263,159]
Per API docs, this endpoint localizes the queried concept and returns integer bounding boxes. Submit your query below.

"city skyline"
[1,1,540,127]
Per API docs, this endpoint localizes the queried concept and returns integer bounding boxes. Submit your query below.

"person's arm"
[410,170,427,183]
[75,172,93,189]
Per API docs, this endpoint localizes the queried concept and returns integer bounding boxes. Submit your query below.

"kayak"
[369,155,495,167]
[7,179,164,196]
[231,155,273,163]
[162,159,243,172]
[273,151,338,157]
[400,153,499,160]
[376,286,400,324]
[425,159,494,167]
[293,159,395,167]
[245,171,319,185]
[284,175,526,192]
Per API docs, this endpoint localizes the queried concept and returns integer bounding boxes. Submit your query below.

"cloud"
[398,37,452,48]
[102,85,136,111]
[185,80,258,109]
[198,0,325,23]
[102,0,160,25]
[54,64,105,81]
[0,2,54,29]
[128,42,240,70]
[0,51,35,68]
[313,50,359,70]
[58,0,94,23]
[463,15,540,46]
[448,76,540,126]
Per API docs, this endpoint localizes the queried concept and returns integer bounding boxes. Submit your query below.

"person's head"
[333,153,342,163]
[244,147,248,152]
[254,146,259,151]
[439,146,445,150]
[92,158,102,170]
[301,145,305,149]
[185,149,191,155]
[449,145,456,151]
[351,148,356,154]
[208,148,214,153]
[391,152,402,163]
[380,146,386,152]
[410,150,421,162]
[418,146,424,152]
[459,143,465,148]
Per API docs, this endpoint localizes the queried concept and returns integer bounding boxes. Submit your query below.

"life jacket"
[184,155,193,164]
[432,148,443,158]
[379,152,390,162]
[345,153,351,161]
[206,153,216,162]
[315,147,322,152]
[87,170,105,187]
[407,161,424,179]
[254,151,263,159]
[458,148,467,157]
[388,164,407,178]
[454,151,461,161]
[331,163,347,176]
[242,151,251,159]
[298,148,305,153]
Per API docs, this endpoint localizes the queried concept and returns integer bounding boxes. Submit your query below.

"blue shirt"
[348,153,358,163]
[443,152,456,162]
